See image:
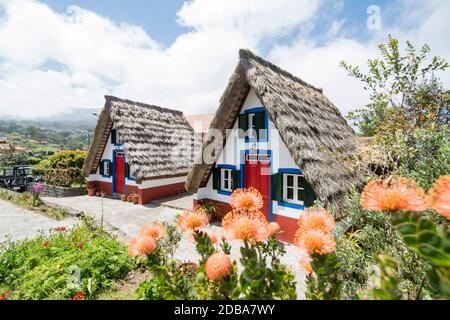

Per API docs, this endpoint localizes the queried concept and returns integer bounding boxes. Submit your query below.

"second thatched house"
[82,96,198,205]
[186,49,363,243]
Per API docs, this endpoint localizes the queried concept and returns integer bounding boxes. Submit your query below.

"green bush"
[0,224,133,300]
[36,150,87,169]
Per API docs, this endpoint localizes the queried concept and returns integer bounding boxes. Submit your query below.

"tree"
[341,35,449,143]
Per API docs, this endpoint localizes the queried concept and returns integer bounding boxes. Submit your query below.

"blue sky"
[41,0,392,47]
[0,0,448,119]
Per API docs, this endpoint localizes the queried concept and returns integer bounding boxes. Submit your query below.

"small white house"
[186,50,362,243]
[82,96,199,205]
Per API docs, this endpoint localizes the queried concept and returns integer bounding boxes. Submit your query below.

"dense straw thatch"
[82,96,199,183]
[186,49,364,218]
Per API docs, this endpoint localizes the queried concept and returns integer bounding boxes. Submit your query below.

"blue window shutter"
[231,169,240,190]
[271,173,283,201]
[254,112,267,140]
[99,161,105,176]
[212,168,220,190]
[238,114,248,138]
[111,129,117,144]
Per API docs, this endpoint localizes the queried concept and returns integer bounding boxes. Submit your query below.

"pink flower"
[33,183,46,194]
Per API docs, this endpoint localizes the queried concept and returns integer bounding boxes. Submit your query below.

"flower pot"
[127,194,133,202]
[131,195,139,205]
[121,194,127,202]
[87,188,96,197]
[96,192,101,197]
[101,191,107,198]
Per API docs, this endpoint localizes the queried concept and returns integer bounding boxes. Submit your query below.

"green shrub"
[0,224,133,300]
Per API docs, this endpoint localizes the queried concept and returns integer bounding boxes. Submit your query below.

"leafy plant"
[0,223,133,300]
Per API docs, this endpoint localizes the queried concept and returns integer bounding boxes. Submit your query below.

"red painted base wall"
[193,198,298,244]
[88,181,185,205]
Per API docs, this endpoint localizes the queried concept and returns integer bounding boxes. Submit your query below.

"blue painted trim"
[217,164,236,170]
[277,201,305,210]
[218,190,233,196]
[243,106,269,143]
[240,149,273,222]
[278,168,303,175]
[277,168,305,211]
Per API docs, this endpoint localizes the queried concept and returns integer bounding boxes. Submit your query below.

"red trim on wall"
[271,214,298,243]
[88,181,185,205]
[138,182,186,205]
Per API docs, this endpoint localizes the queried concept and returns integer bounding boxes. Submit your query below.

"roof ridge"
[104,95,183,116]
[239,49,323,93]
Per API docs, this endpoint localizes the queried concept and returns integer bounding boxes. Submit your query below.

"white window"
[282,174,305,205]
[221,168,233,192]
[247,113,256,138]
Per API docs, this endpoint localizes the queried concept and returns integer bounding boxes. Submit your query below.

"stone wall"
[26,183,86,198]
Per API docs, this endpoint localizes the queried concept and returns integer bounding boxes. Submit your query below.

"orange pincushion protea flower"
[177,210,209,232]
[128,238,141,257]
[297,208,335,234]
[140,222,166,239]
[294,230,336,255]
[427,175,450,219]
[230,187,263,212]
[300,255,313,274]
[268,222,282,237]
[222,210,269,244]
[136,236,157,255]
[360,176,427,212]
[205,253,232,280]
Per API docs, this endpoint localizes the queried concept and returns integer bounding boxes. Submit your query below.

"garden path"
[43,195,308,299]
[0,199,78,243]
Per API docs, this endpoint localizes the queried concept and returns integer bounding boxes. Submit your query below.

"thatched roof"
[82,96,198,183]
[186,49,364,218]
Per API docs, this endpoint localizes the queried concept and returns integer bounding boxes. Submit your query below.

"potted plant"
[101,190,107,198]
[120,194,127,202]
[130,192,139,205]
[87,184,96,197]
[195,201,221,222]
[127,193,133,202]
[96,191,101,197]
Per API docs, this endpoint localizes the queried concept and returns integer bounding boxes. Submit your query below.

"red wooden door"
[245,154,271,220]
[115,152,125,194]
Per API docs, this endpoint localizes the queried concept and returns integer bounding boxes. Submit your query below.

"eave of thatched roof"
[186,49,364,218]
[82,96,199,183]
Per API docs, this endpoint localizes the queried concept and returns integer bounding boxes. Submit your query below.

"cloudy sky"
[0,0,449,119]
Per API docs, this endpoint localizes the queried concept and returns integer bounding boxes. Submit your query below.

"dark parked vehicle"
[0,165,34,191]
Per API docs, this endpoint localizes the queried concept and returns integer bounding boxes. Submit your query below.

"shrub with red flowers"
[72,291,84,300]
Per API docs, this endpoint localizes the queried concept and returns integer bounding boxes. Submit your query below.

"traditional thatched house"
[82,96,198,205]
[186,49,363,243]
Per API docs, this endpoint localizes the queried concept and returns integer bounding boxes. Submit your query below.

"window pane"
[223,169,229,178]
[287,187,294,200]
[297,189,305,201]
[287,175,294,187]
[224,179,229,189]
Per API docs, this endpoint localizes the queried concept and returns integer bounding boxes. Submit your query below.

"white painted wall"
[196,89,304,220]
[87,129,187,190]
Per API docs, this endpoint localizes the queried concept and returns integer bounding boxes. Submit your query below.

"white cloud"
[0,0,448,120]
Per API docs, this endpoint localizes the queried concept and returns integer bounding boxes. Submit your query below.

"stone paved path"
[43,195,307,299]
[0,199,78,243]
